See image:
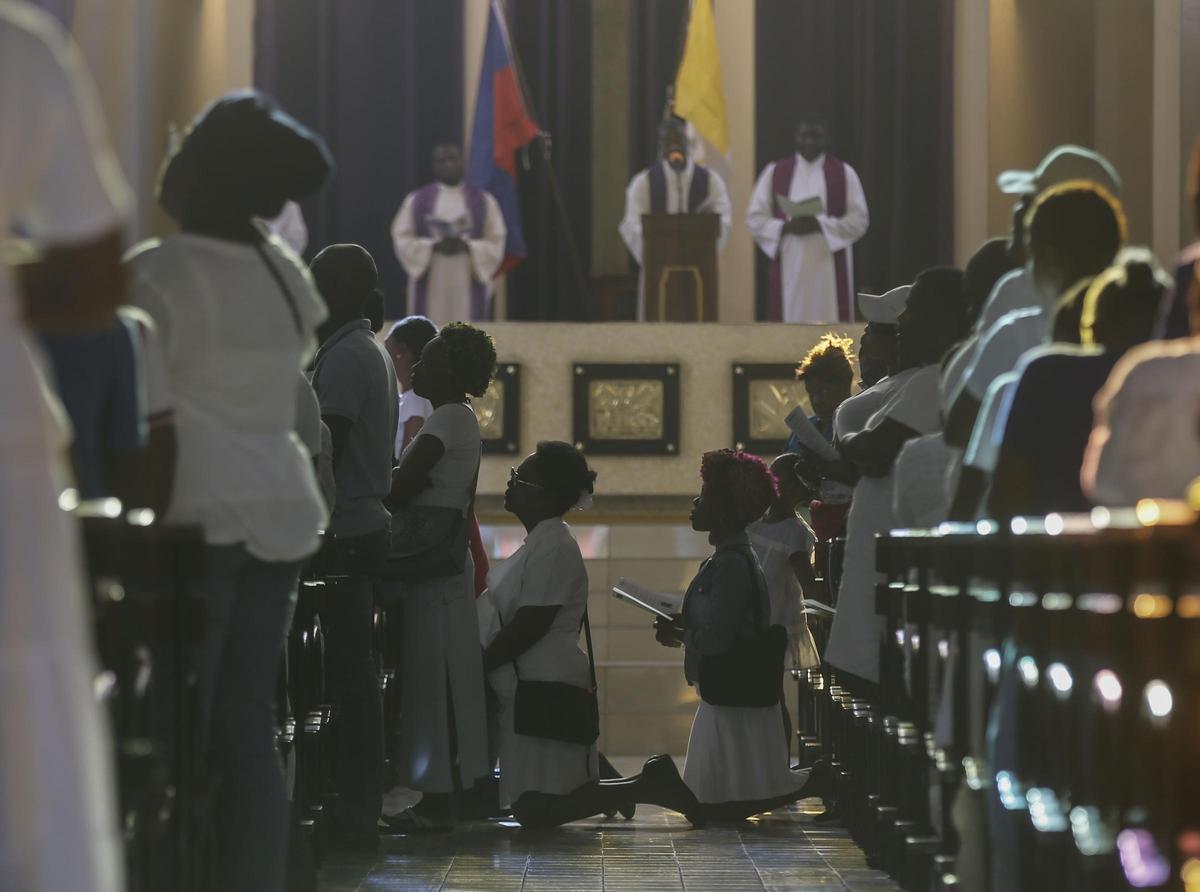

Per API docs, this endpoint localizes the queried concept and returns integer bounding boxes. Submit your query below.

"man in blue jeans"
[310,244,399,849]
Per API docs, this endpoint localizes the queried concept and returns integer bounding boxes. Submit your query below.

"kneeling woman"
[481,442,698,827]
[656,449,829,822]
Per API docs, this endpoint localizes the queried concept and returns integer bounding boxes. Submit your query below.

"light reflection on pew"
[808,501,1200,891]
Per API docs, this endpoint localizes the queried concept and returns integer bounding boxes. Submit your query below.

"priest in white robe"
[747,117,869,323]
[619,117,731,319]
[391,143,506,323]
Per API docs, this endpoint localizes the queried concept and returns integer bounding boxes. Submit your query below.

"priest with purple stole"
[747,117,869,323]
[619,117,731,319]
[391,143,506,323]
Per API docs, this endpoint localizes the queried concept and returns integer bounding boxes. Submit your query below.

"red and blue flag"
[467,0,541,272]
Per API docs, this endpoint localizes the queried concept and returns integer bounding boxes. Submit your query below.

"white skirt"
[495,692,598,809]
[396,558,490,793]
[683,700,808,804]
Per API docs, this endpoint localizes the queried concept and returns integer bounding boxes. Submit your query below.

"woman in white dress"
[655,450,831,823]
[482,442,699,827]
[389,323,493,814]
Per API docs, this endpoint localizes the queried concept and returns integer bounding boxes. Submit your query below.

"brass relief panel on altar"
[732,363,810,454]
[573,364,680,455]
[588,380,665,440]
[474,363,520,455]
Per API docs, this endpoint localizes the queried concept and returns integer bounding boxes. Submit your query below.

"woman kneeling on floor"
[480,441,698,827]
[655,449,830,823]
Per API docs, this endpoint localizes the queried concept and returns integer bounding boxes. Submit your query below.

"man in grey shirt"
[310,244,398,849]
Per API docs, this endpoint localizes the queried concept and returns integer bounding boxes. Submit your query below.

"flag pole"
[492,1,591,319]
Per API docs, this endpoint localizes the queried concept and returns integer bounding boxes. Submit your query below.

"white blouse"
[481,518,592,697]
[126,233,328,562]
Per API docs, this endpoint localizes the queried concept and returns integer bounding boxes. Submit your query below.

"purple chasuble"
[410,182,490,320]
[767,155,852,322]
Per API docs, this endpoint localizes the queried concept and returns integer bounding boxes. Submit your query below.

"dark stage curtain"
[755,0,956,317]
[505,0,592,321]
[254,2,464,318]
[628,0,688,177]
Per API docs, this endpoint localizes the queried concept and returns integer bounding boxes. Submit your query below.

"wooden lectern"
[641,212,720,321]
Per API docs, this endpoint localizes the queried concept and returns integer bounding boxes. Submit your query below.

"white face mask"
[266,201,308,256]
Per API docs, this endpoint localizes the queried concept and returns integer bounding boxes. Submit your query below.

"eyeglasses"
[509,467,546,490]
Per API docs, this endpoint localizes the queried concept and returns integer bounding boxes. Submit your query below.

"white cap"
[857,285,911,325]
[997,145,1122,197]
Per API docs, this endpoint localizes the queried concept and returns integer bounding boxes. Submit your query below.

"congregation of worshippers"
[8,3,1200,892]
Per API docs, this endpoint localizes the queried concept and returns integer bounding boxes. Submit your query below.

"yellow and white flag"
[673,0,729,155]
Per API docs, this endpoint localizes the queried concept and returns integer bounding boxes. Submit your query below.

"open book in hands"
[611,577,682,622]
[785,406,839,461]
[426,214,470,239]
[776,194,824,220]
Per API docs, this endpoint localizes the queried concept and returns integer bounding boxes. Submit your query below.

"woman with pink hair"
[656,449,830,822]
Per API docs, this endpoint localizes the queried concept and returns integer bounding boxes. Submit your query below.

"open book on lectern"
[611,578,683,621]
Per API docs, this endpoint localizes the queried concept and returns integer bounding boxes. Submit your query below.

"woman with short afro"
[655,449,830,822]
[389,322,496,816]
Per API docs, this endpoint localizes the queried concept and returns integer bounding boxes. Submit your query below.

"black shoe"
[800,758,837,801]
[597,752,636,820]
[639,754,700,819]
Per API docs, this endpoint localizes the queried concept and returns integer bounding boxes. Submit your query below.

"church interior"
[5,0,1200,890]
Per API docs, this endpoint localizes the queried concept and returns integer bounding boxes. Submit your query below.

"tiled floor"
[318,798,899,891]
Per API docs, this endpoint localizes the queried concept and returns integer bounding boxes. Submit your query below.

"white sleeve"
[468,192,507,284]
[870,366,942,435]
[618,172,649,266]
[746,163,784,260]
[391,192,434,279]
[18,15,130,244]
[127,308,172,418]
[518,539,579,609]
[961,315,1030,401]
[418,404,474,451]
[126,262,176,363]
[704,169,732,253]
[818,163,869,253]
[398,393,434,426]
[963,374,1018,473]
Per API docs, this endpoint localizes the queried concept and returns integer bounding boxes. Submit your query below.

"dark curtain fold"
[627,0,688,177]
[254,1,464,317]
[755,0,955,315]
[504,0,592,321]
